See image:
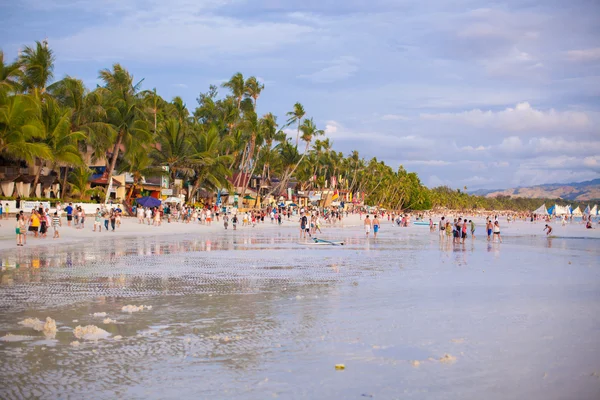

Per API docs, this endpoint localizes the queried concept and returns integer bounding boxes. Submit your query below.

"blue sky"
[1,0,599,190]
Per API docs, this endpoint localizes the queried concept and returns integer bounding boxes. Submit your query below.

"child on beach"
[543,224,553,236]
[16,214,23,246]
[52,212,61,238]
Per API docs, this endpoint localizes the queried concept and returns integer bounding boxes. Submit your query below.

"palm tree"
[0,50,22,97]
[19,40,55,97]
[0,94,50,163]
[151,117,192,184]
[187,125,233,201]
[286,102,305,147]
[68,167,101,199]
[244,76,264,109]
[222,72,245,110]
[118,147,163,201]
[30,97,85,196]
[98,64,151,201]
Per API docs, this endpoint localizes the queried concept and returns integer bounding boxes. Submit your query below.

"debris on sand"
[410,360,421,367]
[73,325,111,340]
[102,318,117,324]
[0,334,34,342]
[335,364,346,370]
[92,312,107,317]
[439,354,457,364]
[19,317,57,337]
[121,305,152,313]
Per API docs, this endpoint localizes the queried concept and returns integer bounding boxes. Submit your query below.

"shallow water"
[1,224,599,399]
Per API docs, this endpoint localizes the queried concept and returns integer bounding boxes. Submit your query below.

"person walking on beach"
[486,219,493,241]
[461,218,468,244]
[469,220,476,239]
[110,210,117,231]
[373,215,380,238]
[16,214,23,246]
[232,214,238,230]
[223,214,229,230]
[52,212,61,238]
[493,221,502,243]
[543,224,553,236]
[299,213,309,238]
[65,203,73,226]
[93,208,102,232]
[439,216,446,239]
[364,215,372,237]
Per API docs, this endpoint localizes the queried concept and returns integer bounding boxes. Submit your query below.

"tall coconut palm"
[244,76,264,110]
[285,102,305,147]
[98,64,151,201]
[222,72,245,110]
[118,147,163,201]
[19,40,55,97]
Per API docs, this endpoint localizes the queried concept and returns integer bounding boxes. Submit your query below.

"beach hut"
[533,204,548,215]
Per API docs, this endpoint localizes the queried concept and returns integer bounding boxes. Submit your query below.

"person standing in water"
[493,221,502,243]
[543,224,553,236]
[486,219,493,241]
[364,215,372,237]
[469,220,476,239]
[373,215,380,238]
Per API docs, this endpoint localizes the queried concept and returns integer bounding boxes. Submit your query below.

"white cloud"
[297,56,359,83]
[49,8,315,63]
[420,102,592,132]
[566,48,600,62]
[381,114,409,121]
[405,160,451,166]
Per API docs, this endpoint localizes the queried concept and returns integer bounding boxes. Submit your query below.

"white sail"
[533,204,548,215]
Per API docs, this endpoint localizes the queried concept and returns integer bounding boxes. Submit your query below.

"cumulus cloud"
[420,102,592,132]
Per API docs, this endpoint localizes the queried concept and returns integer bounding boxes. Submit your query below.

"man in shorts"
[65,203,73,226]
[93,208,102,232]
[372,215,380,238]
[543,224,553,236]
[364,215,372,237]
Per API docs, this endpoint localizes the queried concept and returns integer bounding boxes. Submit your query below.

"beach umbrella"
[136,196,161,208]
[243,195,255,200]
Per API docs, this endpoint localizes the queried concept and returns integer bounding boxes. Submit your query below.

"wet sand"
[1,218,599,399]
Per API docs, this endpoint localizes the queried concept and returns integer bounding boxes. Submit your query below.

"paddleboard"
[298,240,344,246]
[413,221,437,226]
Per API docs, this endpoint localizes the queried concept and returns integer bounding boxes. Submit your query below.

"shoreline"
[0,213,598,252]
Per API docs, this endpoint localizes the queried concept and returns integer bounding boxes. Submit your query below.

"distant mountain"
[473,179,600,201]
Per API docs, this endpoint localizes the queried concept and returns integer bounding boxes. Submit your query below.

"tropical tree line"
[0,40,589,212]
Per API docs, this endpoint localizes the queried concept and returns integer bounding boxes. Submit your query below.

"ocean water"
[1,223,599,399]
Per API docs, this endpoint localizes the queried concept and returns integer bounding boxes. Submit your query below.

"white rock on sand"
[73,325,111,340]
[121,305,152,313]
